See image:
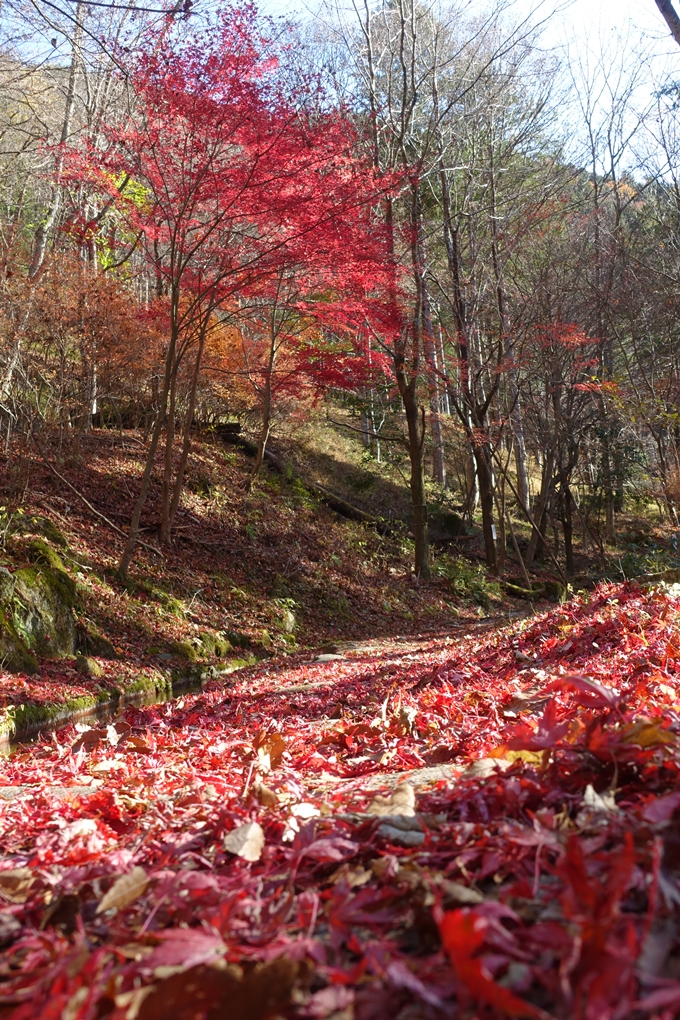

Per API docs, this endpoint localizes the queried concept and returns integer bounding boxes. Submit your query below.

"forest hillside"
[3,0,680,1017]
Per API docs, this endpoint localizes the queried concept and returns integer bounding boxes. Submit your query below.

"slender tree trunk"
[2,5,83,403]
[488,146,529,511]
[562,483,574,575]
[118,327,177,578]
[411,187,445,487]
[526,449,554,568]
[160,366,177,544]
[30,3,84,279]
[655,0,680,49]
[474,444,497,572]
[168,331,206,531]
[396,365,430,580]
[248,386,272,491]
[440,161,477,505]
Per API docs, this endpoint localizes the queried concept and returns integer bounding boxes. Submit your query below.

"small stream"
[1,677,207,756]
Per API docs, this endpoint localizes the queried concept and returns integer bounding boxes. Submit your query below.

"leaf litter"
[2,582,680,1017]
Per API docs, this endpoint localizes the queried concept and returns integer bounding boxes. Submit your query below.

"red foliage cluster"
[2,582,680,1018]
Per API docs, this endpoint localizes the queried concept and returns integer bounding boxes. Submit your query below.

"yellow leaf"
[621,720,675,748]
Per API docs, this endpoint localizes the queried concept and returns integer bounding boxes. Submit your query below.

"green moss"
[2,694,100,739]
[10,566,77,655]
[74,653,104,677]
[127,674,157,695]
[198,631,232,657]
[0,602,39,674]
[170,639,199,662]
[26,539,66,572]
[221,655,257,672]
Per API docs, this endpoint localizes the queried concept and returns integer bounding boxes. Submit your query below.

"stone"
[170,640,199,662]
[376,819,425,848]
[544,580,567,603]
[75,654,104,678]
[0,561,79,673]
[279,607,296,634]
[226,630,249,648]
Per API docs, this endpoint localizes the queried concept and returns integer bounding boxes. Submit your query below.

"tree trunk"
[396,367,430,580]
[412,187,446,487]
[526,450,554,568]
[474,444,497,572]
[488,145,529,511]
[159,367,177,544]
[247,378,272,491]
[30,3,84,280]
[118,314,178,577]
[168,332,207,531]
[655,0,680,48]
[562,483,574,575]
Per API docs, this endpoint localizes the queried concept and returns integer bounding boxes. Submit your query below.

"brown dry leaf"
[96,866,148,914]
[439,878,484,906]
[329,863,373,888]
[223,822,265,862]
[464,757,513,779]
[0,868,35,903]
[367,783,415,818]
[125,736,154,754]
[253,783,278,808]
[72,728,108,753]
[255,731,286,772]
[136,957,302,1020]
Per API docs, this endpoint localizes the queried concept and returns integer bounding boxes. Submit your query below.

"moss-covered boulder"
[198,631,232,657]
[170,639,199,662]
[544,580,568,603]
[74,653,104,677]
[0,560,78,672]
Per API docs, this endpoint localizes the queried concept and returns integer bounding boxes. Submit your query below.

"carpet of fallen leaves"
[3,581,680,1019]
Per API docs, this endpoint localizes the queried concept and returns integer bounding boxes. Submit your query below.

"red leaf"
[302,837,358,861]
[439,909,548,1018]
[545,673,622,708]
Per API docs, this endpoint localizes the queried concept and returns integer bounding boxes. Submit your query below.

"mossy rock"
[74,653,104,677]
[170,639,199,662]
[0,563,78,670]
[26,539,67,572]
[544,580,568,603]
[198,631,232,657]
